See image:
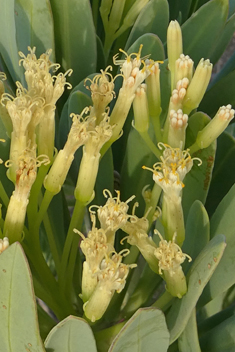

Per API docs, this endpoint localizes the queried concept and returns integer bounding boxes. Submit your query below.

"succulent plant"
[0,0,235,351]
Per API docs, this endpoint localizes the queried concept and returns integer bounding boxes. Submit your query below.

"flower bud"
[133,84,149,133]
[145,61,161,117]
[190,105,235,153]
[168,109,188,149]
[167,21,183,89]
[174,54,194,88]
[183,58,213,115]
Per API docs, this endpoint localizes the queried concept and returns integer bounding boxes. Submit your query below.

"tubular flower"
[154,231,191,298]
[4,147,50,243]
[44,109,91,195]
[74,113,113,204]
[0,72,12,136]
[85,66,115,123]
[74,217,113,303]
[19,47,72,160]
[92,189,135,245]
[19,47,72,105]
[83,250,136,322]
[122,205,159,273]
[102,45,154,152]
[190,105,235,153]
[143,144,201,245]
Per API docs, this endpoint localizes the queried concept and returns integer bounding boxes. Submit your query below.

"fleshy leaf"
[199,183,235,306]
[166,234,226,343]
[205,132,235,217]
[109,308,170,352]
[0,0,24,82]
[183,200,210,273]
[199,315,235,352]
[199,70,235,117]
[44,316,97,351]
[0,243,45,351]
[178,308,201,352]
[15,0,55,61]
[181,0,229,65]
[50,0,97,87]
[125,0,169,49]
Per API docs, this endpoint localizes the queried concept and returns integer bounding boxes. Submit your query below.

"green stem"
[188,141,200,155]
[150,114,162,143]
[123,266,162,316]
[0,180,9,207]
[152,290,174,312]
[145,183,162,228]
[95,321,126,350]
[43,212,61,272]
[139,130,161,160]
[59,200,85,296]
[27,165,50,232]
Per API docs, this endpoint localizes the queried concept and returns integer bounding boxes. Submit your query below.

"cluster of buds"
[74,191,137,321]
[143,143,201,246]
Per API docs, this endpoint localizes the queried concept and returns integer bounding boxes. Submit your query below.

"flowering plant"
[0,0,235,351]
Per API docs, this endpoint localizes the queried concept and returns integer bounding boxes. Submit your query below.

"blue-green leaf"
[199,183,235,306]
[182,0,229,65]
[50,0,97,87]
[44,316,97,351]
[183,200,210,273]
[200,315,235,352]
[199,70,235,117]
[0,243,45,351]
[15,0,55,61]
[109,308,170,352]
[0,0,23,82]
[178,308,201,352]
[125,0,169,49]
[206,132,235,217]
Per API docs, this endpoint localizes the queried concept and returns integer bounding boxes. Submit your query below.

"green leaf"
[0,0,24,82]
[209,13,235,64]
[166,234,226,343]
[206,132,235,217]
[229,0,235,16]
[200,315,235,352]
[44,316,97,351]
[0,243,45,351]
[109,308,170,352]
[178,308,201,352]
[168,0,192,23]
[199,183,235,306]
[49,0,97,87]
[127,33,165,61]
[120,127,157,217]
[125,0,169,49]
[199,70,235,117]
[183,200,210,273]
[183,112,216,219]
[182,0,229,65]
[15,0,55,61]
